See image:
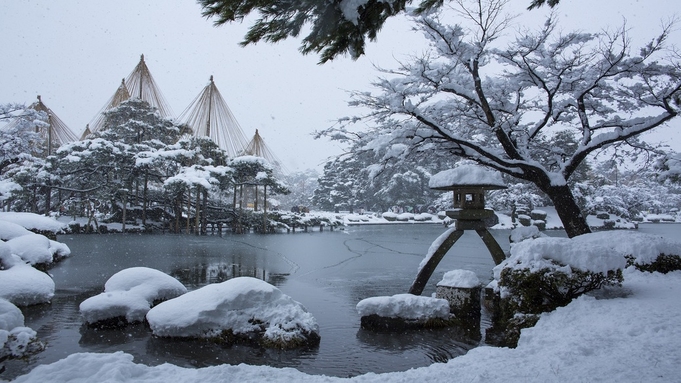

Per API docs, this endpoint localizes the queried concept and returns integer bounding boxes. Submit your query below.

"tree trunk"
[186,188,191,234]
[194,187,201,235]
[544,184,591,238]
[254,185,259,211]
[142,170,148,226]
[121,192,127,233]
[262,185,267,232]
[201,188,208,235]
[44,186,51,216]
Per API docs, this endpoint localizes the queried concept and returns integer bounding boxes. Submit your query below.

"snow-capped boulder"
[2,231,71,267]
[146,277,320,349]
[0,220,32,241]
[0,242,55,306]
[1,298,44,361]
[6,233,53,266]
[80,267,187,326]
[356,294,453,331]
[0,212,68,235]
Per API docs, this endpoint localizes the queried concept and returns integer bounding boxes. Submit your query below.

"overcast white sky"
[1,0,678,172]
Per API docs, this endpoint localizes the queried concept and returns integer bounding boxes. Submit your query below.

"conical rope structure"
[244,129,287,175]
[85,54,173,137]
[178,76,250,159]
[25,95,79,156]
[83,78,131,139]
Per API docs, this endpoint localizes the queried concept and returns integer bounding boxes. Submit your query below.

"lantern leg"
[475,228,506,265]
[408,229,465,295]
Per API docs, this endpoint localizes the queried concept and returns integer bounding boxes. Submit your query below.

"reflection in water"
[356,326,475,356]
[79,323,149,347]
[170,262,289,288]
[145,336,319,370]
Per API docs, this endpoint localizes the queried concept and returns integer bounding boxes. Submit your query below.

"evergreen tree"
[198,0,562,62]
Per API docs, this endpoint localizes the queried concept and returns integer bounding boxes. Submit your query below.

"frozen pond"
[5,223,675,379]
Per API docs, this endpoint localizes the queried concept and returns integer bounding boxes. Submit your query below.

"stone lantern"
[409,164,507,295]
[429,165,507,230]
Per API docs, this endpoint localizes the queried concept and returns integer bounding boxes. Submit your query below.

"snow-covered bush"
[627,254,681,274]
[618,232,681,273]
[487,232,630,347]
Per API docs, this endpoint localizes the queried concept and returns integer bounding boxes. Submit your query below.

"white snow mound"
[356,294,450,320]
[437,270,480,288]
[80,267,187,325]
[495,231,681,280]
[146,277,319,344]
[0,298,39,359]
[0,212,67,233]
[0,255,55,306]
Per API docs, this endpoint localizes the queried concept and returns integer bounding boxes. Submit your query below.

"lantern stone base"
[435,285,481,336]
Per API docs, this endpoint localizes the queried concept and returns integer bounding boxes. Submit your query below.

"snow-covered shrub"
[487,233,630,347]
[626,253,681,274]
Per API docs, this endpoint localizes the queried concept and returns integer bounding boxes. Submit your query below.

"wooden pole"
[262,185,267,232]
[195,187,201,235]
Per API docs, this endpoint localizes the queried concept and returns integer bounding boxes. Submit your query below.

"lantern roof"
[429,164,506,191]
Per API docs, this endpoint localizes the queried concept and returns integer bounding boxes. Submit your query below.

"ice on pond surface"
[79,267,187,325]
[146,276,320,348]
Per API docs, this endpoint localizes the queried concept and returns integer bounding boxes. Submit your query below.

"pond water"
[3,223,677,379]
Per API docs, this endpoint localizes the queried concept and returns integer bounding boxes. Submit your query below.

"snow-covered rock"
[6,233,53,265]
[1,298,43,361]
[437,270,480,288]
[0,242,54,306]
[146,277,319,348]
[3,232,71,266]
[509,225,547,244]
[0,220,32,241]
[79,267,187,326]
[0,212,67,234]
[356,294,450,321]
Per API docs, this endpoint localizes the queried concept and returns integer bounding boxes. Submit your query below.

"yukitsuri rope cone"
[178,75,250,159]
[85,54,173,138]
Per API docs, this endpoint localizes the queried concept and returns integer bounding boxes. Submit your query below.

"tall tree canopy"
[198,0,562,63]
[318,0,681,237]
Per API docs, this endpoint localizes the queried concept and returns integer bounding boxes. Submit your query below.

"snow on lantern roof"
[429,165,506,190]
